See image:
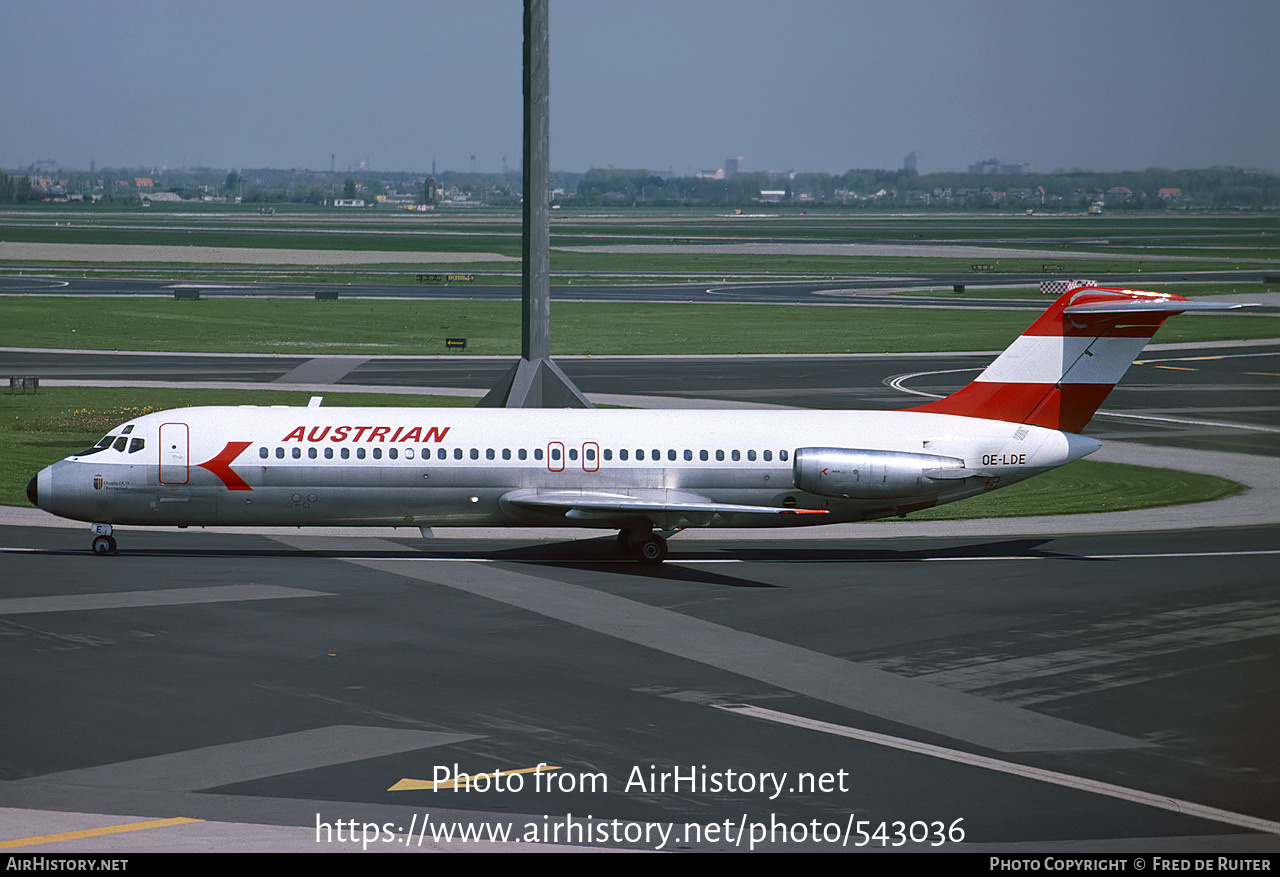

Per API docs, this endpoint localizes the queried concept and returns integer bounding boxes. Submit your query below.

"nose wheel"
[90,524,118,556]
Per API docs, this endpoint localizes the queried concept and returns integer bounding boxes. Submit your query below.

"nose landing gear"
[90,523,118,556]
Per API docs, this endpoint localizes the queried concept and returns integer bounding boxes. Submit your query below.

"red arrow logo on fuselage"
[196,441,253,491]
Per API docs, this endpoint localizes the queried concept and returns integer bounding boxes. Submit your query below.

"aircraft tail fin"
[908,286,1242,433]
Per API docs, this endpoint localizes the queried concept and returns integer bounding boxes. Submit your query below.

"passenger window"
[619,449,628,461]
[502,448,511,460]
[404,448,413,460]
[667,449,677,461]
[683,449,693,461]
[276,447,285,459]
[325,447,334,459]
[763,450,772,462]
[438,448,447,460]
[780,449,789,461]
[486,449,495,460]
[341,448,350,459]
[259,447,269,459]
[635,449,644,461]
[356,448,366,460]
[732,450,741,461]
[389,448,398,460]
[602,449,611,461]
[551,447,561,461]
[470,448,479,460]
[518,448,528,460]
[716,450,724,461]
[747,450,757,461]
[292,447,302,459]
[534,448,544,461]
[652,449,660,460]
[373,448,382,460]
[308,448,317,459]
[454,448,463,460]
[568,448,578,461]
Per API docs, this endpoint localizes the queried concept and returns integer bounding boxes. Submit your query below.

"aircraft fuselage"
[29,406,1098,531]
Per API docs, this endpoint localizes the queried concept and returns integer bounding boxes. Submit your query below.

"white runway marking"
[717,704,1280,836]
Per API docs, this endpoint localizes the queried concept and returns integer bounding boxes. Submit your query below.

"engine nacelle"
[792,447,968,499]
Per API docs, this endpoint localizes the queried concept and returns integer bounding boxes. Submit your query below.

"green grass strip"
[5,298,1279,356]
[897,459,1239,520]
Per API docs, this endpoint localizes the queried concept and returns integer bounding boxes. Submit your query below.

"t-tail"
[909,286,1244,433]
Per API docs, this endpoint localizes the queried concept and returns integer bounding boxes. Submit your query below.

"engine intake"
[793,447,968,499]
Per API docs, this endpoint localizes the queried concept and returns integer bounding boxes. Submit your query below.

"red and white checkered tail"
[909,286,1231,433]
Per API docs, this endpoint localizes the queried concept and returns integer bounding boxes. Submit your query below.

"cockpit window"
[75,434,117,456]
[113,436,129,452]
[128,438,145,454]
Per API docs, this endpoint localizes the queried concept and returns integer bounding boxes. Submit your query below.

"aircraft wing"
[500,488,827,527]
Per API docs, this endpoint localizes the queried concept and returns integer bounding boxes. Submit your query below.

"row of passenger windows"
[258,446,791,463]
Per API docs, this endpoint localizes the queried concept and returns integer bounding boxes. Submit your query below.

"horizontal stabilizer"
[1064,299,1247,314]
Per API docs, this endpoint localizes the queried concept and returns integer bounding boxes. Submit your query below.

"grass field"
[4,298,1278,356]
[2,386,1241,516]
[897,459,1239,520]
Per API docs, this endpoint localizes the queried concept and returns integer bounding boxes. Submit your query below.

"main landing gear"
[90,523,118,556]
[618,529,668,564]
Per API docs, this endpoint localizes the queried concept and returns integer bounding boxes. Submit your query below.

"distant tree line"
[0,170,35,202]
[573,166,1280,209]
[4,164,1278,210]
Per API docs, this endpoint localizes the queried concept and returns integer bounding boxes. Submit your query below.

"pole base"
[477,356,593,408]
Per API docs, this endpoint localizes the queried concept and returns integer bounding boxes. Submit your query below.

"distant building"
[134,177,154,188]
[724,156,742,178]
[904,152,918,173]
[967,159,1030,176]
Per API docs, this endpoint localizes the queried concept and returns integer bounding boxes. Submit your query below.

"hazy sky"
[4,0,1278,175]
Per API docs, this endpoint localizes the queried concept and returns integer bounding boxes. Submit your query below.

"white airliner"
[26,286,1236,562]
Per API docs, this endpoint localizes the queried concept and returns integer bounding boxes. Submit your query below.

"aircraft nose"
[26,473,39,507]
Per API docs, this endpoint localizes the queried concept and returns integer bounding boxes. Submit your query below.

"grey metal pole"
[523,0,550,361]
[479,0,591,408]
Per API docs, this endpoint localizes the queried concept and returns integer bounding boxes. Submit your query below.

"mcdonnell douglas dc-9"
[27,286,1236,562]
